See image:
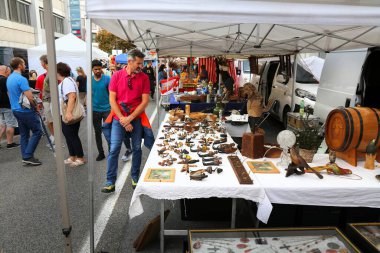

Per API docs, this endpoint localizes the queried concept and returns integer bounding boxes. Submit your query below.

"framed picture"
[348,223,380,253]
[189,227,360,253]
[247,161,280,174]
[144,168,176,182]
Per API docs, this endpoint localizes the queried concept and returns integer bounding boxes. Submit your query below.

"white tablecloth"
[129,115,273,223]
[224,122,250,137]
[248,154,380,208]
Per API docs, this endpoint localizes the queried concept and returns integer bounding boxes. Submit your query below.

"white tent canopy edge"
[86,0,380,57]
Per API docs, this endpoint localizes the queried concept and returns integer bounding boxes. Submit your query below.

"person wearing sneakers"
[91,60,112,161]
[57,62,85,167]
[6,58,42,165]
[102,49,153,193]
[0,65,20,149]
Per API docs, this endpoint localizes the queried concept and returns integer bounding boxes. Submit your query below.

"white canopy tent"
[83,1,380,252]
[27,33,108,75]
[86,0,380,57]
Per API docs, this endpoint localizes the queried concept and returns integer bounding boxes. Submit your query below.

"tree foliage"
[95,29,134,54]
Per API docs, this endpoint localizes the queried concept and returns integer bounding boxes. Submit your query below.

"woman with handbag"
[57,62,85,167]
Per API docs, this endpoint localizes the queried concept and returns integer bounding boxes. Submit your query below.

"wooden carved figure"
[365,139,377,170]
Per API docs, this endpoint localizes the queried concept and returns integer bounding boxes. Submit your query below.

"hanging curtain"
[227,59,238,94]
[198,57,217,83]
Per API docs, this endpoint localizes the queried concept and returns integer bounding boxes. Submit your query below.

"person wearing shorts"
[0,65,20,149]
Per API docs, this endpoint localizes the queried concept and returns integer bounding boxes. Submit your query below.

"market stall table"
[246,154,380,209]
[129,114,272,252]
[169,101,245,114]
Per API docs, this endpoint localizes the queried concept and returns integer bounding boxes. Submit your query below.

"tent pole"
[291,53,298,112]
[85,18,95,253]
[156,52,160,129]
[42,0,72,252]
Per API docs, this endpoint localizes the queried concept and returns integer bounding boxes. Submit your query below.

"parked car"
[314,47,380,122]
[257,55,324,127]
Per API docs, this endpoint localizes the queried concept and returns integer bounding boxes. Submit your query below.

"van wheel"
[282,107,290,129]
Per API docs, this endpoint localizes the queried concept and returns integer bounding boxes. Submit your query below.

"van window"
[243,60,250,74]
[296,64,318,84]
[361,49,380,108]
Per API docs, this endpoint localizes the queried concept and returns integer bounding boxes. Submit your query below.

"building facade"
[0,0,70,65]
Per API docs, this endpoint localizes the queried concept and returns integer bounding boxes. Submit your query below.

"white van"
[258,55,323,127]
[314,47,380,122]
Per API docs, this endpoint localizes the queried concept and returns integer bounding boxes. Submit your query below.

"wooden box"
[241,132,264,159]
[287,112,319,130]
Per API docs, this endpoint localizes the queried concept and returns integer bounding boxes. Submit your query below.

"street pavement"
[0,100,283,253]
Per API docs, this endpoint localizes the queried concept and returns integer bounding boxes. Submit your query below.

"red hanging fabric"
[198,57,217,83]
[228,60,238,94]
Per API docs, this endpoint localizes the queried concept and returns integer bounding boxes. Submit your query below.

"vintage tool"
[241,132,265,159]
[158,156,177,166]
[202,156,221,162]
[365,139,377,170]
[157,147,167,155]
[227,155,253,184]
[190,173,208,181]
[197,151,218,157]
[214,143,237,154]
[203,159,222,166]
[325,107,380,166]
[178,159,199,164]
[181,164,197,173]
[289,147,323,179]
[213,138,227,144]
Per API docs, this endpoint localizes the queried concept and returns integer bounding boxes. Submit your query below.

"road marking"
[79,106,158,252]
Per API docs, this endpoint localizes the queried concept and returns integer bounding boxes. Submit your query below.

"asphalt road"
[0,100,284,253]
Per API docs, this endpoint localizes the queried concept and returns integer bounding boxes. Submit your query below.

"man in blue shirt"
[7,57,42,165]
[92,60,111,161]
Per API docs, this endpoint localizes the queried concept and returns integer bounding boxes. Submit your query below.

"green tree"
[95,29,134,54]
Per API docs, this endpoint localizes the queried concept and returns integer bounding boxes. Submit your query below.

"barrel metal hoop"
[342,109,354,152]
[370,108,380,146]
[351,108,363,149]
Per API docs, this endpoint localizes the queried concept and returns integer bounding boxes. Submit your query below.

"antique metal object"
[227,156,253,184]
[197,151,218,157]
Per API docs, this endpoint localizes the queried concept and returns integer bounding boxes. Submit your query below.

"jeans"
[61,120,84,158]
[13,110,43,159]
[106,118,143,184]
[93,111,110,155]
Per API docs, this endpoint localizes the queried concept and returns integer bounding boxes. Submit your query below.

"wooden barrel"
[325,107,380,152]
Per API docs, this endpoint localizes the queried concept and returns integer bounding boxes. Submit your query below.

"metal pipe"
[156,51,160,129]
[42,0,72,251]
[85,18,95,253]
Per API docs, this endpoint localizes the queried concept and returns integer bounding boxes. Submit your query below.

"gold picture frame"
[349,222,380,252]
[247,161,280,174]
[188,227,361,253]
[144,168,176,182]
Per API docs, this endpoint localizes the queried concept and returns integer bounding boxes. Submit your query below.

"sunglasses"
[128,77,133,90]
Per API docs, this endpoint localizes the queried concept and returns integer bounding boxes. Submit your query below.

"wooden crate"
[287,112,319,130]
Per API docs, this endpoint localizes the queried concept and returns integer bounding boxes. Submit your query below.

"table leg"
[160,200,165,253]
[231,198,236,229]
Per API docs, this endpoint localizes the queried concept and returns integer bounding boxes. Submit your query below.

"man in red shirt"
[102,49,151,193]
[35,55,54,144]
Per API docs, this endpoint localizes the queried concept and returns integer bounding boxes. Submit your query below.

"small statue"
[365,139,377,170]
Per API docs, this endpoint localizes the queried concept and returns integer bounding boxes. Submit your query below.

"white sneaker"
[121,150,132,162]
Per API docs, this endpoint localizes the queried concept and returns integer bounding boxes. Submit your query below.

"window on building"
[39,9,44,29]
[54,15,64,34]
[0,0,7,20]
[7,0,31,25]
[39,9,65,34]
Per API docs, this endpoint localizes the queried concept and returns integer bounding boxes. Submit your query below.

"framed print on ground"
[247,161,280,174]
[144,168,176,182]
